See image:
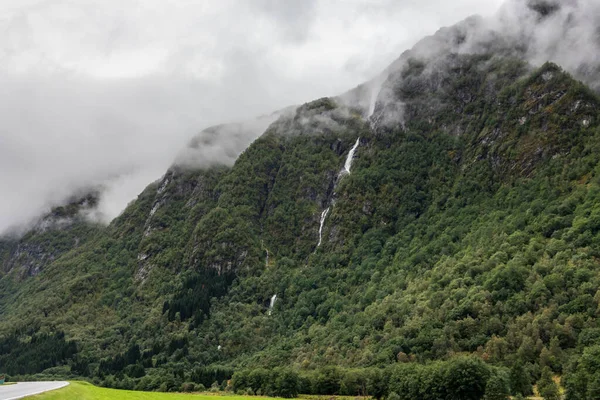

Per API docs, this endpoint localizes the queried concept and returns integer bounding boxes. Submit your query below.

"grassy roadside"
[22,381,558,400]
[25,381,288,400]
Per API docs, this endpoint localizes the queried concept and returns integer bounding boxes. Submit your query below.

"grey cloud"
[250,0,318,43]
[0,0,506,233]
[175,107,296,169]
[356,0,600,130]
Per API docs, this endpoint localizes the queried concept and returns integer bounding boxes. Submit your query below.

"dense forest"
[2,2,600,400]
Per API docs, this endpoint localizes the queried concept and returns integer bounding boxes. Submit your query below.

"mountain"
[2,1,600,399]
[0,192,101,278]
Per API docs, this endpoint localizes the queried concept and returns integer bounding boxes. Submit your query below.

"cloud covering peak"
[0,0,507,232]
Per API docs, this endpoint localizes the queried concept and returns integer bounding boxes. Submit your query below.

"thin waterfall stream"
[316,138,360,248]
[268,294,277,315]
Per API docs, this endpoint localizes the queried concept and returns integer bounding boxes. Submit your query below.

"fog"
[0,0,511,232]
[362,0,600,130]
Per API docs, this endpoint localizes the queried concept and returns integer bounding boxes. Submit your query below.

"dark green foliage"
[3,51,600,398]
[388,357,490,400]
[484,369,510,400]
[233,368,299,397]
[190,366,233,388]
[97,342,149,378]
[181,382,196,392]
[70,356,90,377]
[0,330,77,375]
[509,362,533,396]
[164,268,236,326]
[444,357,491,400]
[312,366,342,395]
[274,369,300,398]
[233,367,390,398]
[564,346,600,400]
[234,360,492,399]
[538,367,560,400]
[339,368,387,398]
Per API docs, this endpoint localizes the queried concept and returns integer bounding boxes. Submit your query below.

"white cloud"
[0,0,504,232]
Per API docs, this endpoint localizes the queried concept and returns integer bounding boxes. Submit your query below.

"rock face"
[2,0,600,386]
[0,193,101,278]
[135,167,225,283]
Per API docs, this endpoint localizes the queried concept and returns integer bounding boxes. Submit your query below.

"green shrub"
[181,382,196,392]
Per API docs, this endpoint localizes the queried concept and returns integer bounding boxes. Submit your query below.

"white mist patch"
[368,92,378,119]
[367,73,389,120]
[84,168,166,224]
[175,110,294,169]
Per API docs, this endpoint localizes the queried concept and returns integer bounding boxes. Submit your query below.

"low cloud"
[0,0,505,232]
[361,0,600,129]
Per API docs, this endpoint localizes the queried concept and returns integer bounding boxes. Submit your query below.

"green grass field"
[25,381,284,400]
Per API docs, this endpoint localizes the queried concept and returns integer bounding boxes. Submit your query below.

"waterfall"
[268,294,277,315]
[343,138,360,174]
[316,138,360,249]
[317,207,330,247]
[265,249,269,267]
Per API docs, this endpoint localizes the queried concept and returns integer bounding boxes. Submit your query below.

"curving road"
[0,382,69,400]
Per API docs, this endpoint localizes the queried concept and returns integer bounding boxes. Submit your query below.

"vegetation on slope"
[1,52,600,400]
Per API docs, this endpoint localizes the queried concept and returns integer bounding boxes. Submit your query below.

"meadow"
[25,381,285,400]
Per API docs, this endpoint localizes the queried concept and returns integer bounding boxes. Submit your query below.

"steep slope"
[0,193,102,323]
[0,193,101,278]
[202,59,600,369]
[2,1,600,398]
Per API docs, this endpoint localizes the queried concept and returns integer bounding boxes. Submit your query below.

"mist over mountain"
[0,0,504,234]
[7,0,599,234]
[343,0,600,129]
[2,1,600,399]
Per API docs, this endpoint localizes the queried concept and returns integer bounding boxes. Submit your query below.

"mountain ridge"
[2,2,600,399]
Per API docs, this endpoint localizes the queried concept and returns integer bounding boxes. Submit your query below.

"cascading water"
[268,294,277,315]
[317,207,330,247]
[315,138,361,249]
[265,249,269,267]
[343,138,360,174]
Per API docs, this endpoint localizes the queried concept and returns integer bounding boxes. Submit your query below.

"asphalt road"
[0,382,69,400]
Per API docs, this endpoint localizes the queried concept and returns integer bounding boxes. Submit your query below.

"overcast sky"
[0,0,504,233]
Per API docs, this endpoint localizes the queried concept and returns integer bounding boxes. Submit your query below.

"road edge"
[4,381,70,400]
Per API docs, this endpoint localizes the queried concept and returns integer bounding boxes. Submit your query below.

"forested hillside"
[2,1,600,399]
